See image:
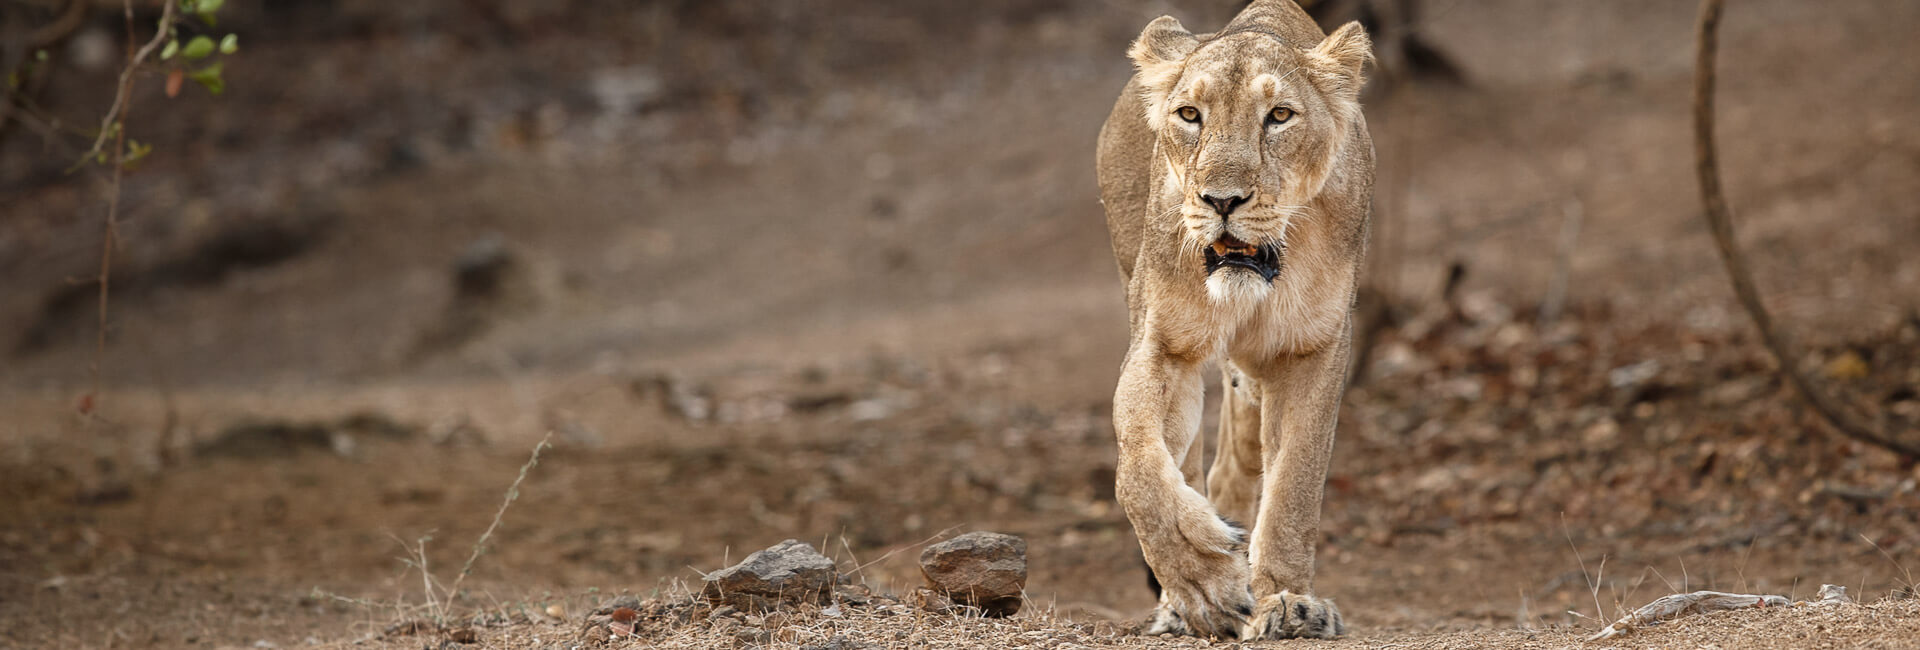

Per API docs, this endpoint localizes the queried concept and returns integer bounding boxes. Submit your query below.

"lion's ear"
[1129,16,1199,130]
[1308,21,1374,108]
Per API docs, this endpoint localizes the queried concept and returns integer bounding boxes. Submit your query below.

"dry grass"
[329,584,1919,650]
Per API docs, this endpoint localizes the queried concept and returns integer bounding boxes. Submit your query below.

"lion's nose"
[1202,192,1250,218]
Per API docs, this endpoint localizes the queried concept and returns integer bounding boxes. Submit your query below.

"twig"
[84,0,175,164]
[1587,590,1789,641]
[445,431,553,604]
[1,0,89,140]
[1691,0,1920,458]
[1560,514,1603,623]
[850,524,968,575]
[1538,199,1583,324]
[86,0,178,411]
[1860,532,1917,591]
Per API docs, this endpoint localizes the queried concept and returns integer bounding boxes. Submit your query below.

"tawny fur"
[1095,0,1374,640]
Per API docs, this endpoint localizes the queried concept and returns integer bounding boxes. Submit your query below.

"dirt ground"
[3,1,1919,648]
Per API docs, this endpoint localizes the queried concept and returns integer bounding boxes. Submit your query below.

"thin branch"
[84,0,178,409]
[83,0,175,165]
[1691,0,1920,459]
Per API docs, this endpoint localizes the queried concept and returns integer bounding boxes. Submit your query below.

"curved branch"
[1692,0,1920,459]
[25,0,90,51]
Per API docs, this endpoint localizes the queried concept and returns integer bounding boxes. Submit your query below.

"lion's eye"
[1268,107,1296,125]
[1177,106,1201,123]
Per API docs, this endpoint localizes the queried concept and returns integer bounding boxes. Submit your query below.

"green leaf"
[189,61,224,95]
[35,49,48,62]
[198,11,217,28]
[161,39,179,60]
[182,36,215,60]
[197,0,224,14]
[219,34,238,54]
[124,140,153,164]
[181,0,197,11]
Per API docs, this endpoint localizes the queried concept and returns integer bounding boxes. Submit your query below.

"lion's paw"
[1241,591,1346,640]
[1138,518,1253,639]
[1141,586,1254,639]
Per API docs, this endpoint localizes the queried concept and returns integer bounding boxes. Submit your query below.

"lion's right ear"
[1128,16,1199,131]
[1307,21,1373,128]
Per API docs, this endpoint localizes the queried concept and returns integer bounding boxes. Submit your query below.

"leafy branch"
[78,0,239,412]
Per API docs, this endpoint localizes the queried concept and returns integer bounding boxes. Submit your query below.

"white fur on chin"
[1206,270,1273,306]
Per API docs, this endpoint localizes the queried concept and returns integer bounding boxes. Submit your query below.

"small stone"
[545,604,567,619]
[799,634,881,650]
[591,596,642,615]
[833,583,872,606]
[918,531,1028,616]
[701,540,839,612]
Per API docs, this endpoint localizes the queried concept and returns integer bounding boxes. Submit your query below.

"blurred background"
[3,0,1918,646]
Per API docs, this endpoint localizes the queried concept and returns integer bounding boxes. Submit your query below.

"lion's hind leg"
[1206,363,1263,527]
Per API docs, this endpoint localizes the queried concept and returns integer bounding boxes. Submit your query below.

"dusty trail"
[3,1,1918,648]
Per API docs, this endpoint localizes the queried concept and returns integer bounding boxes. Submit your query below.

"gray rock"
[919,531,1027,616]
[701,540,838,612]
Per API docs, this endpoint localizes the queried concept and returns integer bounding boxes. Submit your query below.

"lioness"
[1094,0,1373,640]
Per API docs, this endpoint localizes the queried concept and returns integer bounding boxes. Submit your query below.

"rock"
[701,540,838,612]
[918,531,1027,616]
[833,583,872,606]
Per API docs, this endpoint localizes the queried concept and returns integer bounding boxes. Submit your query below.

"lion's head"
[1127,14,1372,298]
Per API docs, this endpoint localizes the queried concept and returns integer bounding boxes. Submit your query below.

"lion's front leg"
[1114,344,1254,639]
[1242,335,1351,640]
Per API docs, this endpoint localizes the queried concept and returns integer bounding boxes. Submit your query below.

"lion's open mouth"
[1203,234,1283,282]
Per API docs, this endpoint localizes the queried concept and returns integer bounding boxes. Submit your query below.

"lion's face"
[1129,18,1371,295]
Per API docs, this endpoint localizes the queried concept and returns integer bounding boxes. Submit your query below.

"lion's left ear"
[1308,21,1374,110]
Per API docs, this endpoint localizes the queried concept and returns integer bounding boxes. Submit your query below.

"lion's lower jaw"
[1206,271,1274,306]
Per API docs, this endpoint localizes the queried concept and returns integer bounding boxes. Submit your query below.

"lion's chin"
[1206,269,1275,305]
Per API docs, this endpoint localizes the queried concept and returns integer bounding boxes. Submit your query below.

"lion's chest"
[1153,247,1354,363]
